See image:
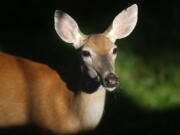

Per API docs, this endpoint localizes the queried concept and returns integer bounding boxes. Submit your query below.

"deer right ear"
[54,10,85,48]
[105,4,138,43]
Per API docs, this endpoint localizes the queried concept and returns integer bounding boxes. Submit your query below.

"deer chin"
[104,86,116,92]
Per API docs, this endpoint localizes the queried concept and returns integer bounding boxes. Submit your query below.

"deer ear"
[105,4,138,42]
[54,10,85,48]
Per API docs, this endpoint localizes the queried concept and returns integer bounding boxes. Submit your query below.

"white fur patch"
[105,86,116,91]
[85,99,104,127]
[84,86,105,128]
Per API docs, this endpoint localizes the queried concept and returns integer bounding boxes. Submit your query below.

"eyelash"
[112,48,117,54]
[81,50,91,57]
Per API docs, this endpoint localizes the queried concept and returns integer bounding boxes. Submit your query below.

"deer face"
[79,34,119,91]
[54,4,138,91]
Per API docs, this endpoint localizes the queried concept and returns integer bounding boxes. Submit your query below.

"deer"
[0,4,138,134]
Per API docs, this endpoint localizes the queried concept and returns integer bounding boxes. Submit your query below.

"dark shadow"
[0,125,53,135]
[94,92,180,135]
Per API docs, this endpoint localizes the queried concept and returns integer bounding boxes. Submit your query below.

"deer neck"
[73,86,106,130]
[73,65,106,130]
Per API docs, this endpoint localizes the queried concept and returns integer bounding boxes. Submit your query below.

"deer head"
[54,4,138,92]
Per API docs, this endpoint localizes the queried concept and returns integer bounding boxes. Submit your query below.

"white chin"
[104,87,116,92]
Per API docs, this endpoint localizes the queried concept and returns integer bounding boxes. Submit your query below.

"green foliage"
[115,40,180,111]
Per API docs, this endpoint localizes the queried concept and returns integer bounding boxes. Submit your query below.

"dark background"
[0,0,180,135]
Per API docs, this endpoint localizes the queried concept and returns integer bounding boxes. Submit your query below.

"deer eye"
[81,50,91,57]
[112,48,117,55]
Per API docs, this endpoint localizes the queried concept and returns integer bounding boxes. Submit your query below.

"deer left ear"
[105,4,138,43]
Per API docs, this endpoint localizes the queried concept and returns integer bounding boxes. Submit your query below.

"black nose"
[104,73,120,88]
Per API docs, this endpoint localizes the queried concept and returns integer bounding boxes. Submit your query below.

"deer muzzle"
[103,72,120,91]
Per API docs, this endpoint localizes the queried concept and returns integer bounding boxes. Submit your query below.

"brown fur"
[0,52,106,134]
[85,34,113,55]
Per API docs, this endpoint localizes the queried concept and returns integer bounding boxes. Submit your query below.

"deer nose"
[104,73,120,88]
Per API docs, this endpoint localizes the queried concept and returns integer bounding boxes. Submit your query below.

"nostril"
[105,77,111,85]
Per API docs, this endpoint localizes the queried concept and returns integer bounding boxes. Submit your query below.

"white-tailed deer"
[0,4,138,134]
